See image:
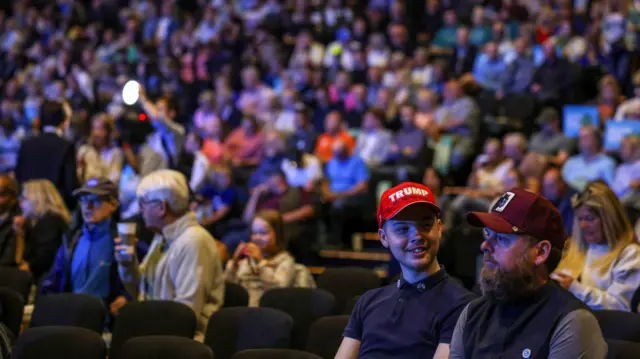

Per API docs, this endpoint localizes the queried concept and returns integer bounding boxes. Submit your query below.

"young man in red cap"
[335,182,476,359]
[449,188,607,359]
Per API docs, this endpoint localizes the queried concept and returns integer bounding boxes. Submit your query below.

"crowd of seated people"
[0,0,639,357]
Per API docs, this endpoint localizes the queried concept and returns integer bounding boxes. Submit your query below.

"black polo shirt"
[343,268,477,358]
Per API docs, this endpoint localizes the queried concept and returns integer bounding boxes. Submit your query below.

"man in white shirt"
[115,170,224,341]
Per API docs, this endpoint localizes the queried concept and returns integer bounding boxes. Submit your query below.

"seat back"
[593,310,640,343]
[223,282,249,308]
[316,267,379,314]
[0,287,24,338]
[31,293,106,333]
[306,316,350,359]
[606,339,640,359]
[232,349,323,359]
[13,326,106,359]
[121,336,214,359]
[259,288,335,349]
[204,307,293,359]
[342,295,361,315]
[0,268,32,301]
[110,301,197,359]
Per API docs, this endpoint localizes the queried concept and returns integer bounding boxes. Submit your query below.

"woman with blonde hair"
[15,179,71,281]
[77,113,124,184]
[552,181,640,311]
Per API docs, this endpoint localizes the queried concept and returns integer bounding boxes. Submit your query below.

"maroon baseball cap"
[466,188,567,249]
[377,182,440,228]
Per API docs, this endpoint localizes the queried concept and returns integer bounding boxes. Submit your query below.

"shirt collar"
[397,267,447,292]
[162,212,198,245]
[83,219,112,237]
[43,126,63,137]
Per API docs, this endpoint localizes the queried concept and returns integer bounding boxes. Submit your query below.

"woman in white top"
[77,113,124,184]
[552,181,640,311]
[224,210,300,307]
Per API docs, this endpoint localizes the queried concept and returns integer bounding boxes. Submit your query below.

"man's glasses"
[138,197,160,208]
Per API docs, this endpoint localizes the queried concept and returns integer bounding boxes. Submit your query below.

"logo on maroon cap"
[493,192,516,213]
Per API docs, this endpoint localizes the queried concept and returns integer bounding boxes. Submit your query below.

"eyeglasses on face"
[138,197,161,208]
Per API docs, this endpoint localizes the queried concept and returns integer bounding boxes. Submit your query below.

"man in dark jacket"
[15,100,79,210]
[40,178,132,317]
[449,188,607,359]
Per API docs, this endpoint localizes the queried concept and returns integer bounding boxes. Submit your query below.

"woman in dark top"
[16,179,70,282]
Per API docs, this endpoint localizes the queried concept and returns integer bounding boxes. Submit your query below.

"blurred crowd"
[0,0,638,295]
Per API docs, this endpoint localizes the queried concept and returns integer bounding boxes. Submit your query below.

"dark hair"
[366,108,386,122]
[39,100,66,128]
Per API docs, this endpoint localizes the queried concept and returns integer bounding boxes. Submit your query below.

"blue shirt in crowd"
[326,155,369,193]
[473,55,506,92]
[562,153,617,191]
[71,220,114,301]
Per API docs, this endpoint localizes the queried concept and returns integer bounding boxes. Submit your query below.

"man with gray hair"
[115,169,224,341]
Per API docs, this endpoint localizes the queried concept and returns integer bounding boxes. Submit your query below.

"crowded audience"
[0,0,638,357]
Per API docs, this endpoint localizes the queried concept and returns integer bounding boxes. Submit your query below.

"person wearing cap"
[335,182,476,359]
[449,188,607,359]
[40,178,132,318]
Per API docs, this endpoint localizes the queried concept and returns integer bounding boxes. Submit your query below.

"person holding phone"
[224,209,309,307]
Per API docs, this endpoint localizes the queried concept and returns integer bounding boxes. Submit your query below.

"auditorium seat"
[342,295,361,315]
[260,288,335,349]
[120,336,214,359]
[232,349,323,359]
[13,326,106,359]
[0,287,24,339]
[606,339,640,359]
[316,267,380,314]
[0,268,32,302]
[223,282,250,308]
[30,293,106,334]
[110,301,197,359]
[205,307,293,359]
[593,310,640,343]
[306,316,350,359]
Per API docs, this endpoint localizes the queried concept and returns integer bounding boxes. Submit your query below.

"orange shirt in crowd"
[201,139,225,164]
[314,130,355,162]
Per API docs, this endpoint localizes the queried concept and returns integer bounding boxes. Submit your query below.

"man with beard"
[335,182,476,359]
[449,188,607,359]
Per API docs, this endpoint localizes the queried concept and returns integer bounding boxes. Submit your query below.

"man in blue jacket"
[40,178,133,317]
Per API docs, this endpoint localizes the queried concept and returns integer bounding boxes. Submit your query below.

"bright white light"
[122,80,140,106]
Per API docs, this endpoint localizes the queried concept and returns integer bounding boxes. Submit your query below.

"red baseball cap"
[377,182,440,228]
[466,188,568,249]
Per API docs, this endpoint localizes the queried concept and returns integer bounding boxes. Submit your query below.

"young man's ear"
[378,228,389,249]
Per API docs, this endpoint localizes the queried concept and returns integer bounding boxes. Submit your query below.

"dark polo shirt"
[344,268,476,358]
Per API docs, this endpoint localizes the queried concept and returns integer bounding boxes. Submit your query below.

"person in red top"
[314,111,355,163]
